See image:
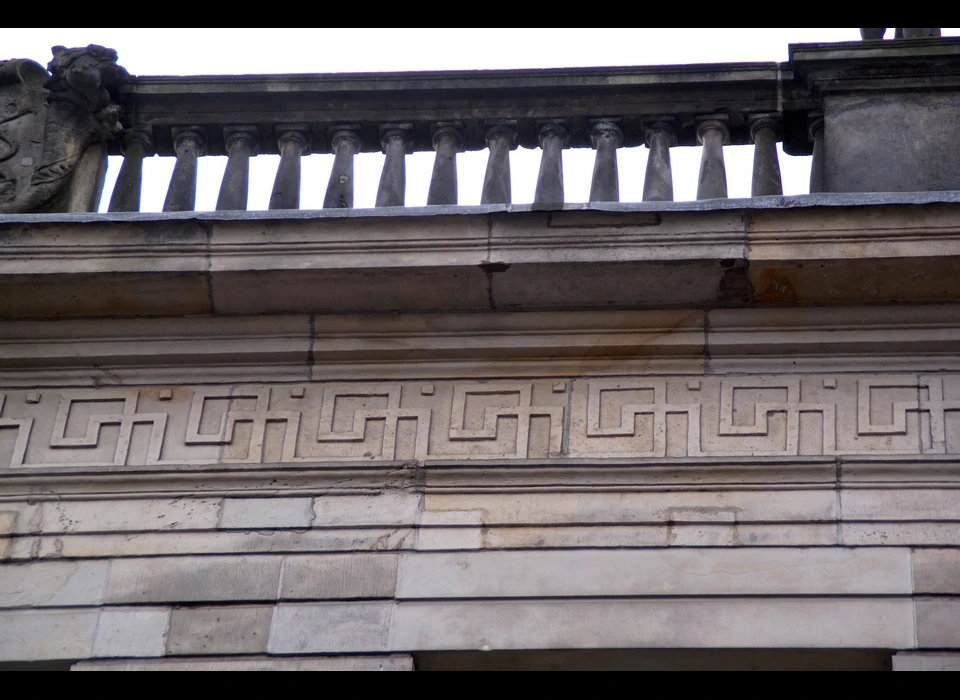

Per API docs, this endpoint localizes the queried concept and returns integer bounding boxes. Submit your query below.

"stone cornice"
[2,456,959,501]
[2,305,960,385]
[790,38,960,93]
[3,199,960,318]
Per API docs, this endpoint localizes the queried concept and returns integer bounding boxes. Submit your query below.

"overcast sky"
[6,28,955,211]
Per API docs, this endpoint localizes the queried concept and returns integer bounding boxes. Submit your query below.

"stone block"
[842,490,960,521]
[220,497,314,529]
[105,555,282,604]
[916,599,960,648]
[419,510,483,526]
[913,549,960,593]
[843,522,960,546]
[14,498,221,534]
[395,549,911,599]
[423,490,837,525]
[166,605,272,655]
[268,602,395,654]
[481,523,838,548]
[92,609,169,658]
[314,492,421,528]
[208,216,491,315]
[72,655,414,671]
[281,554,398,600]
[893,652,960,671]
[0,560,108,607]
[416,528,484,550]
[0,272,211,319]
[487,212,744,308]
[391,598,915,651]
[0,609,98,661]
[824,92,960,193]
[0,511,16,560]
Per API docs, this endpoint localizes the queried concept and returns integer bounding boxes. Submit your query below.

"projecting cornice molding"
[2,197,960,319]
[2,305,960,385]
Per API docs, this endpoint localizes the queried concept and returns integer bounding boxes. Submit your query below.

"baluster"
[375,124,414,208]
[66,143,109,213]
[642,119,676,202]
[163,127,205,213]
[480,123,516,205]
[749,115,783,197]
[427,123,463,205]
[534,121,569,206]
[696,117,729,200]
[589,120,622,202]
[270,126,309,210]
[809,115,825,194]
[323,127,362,209]
[109,127,152,212]
[216,127,258,211]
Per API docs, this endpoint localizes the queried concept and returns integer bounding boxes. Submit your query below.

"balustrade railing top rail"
[3,38,960,215]
[118,63,804,156]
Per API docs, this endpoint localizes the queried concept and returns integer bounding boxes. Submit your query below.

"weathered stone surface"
[415,528,484,550]
[73,655,414,671]
[0,609,98,660]
[3,200,960,318]
[268,602,395,654]
[0,560,108,607]
[0,273,212,320]
[706,305,960,373]
[0,511,14,560]
[824,92,960,193]
[92,609,169,658]
[395,549,911,598]
[314,493,421,528]
[842,523,960,546]
[893,652,960,672]
[915,599,960,648]
[220,497,314,529]
[281,554,398,600]
[482,523,838,548]
[166,605,272,655]
[11,498,221,534]
[5,529,414,561]
[105,556,282,604]
[842,490,960,521]
[391,598,915,650]
[913,549,960,593]
[423,490,837,525]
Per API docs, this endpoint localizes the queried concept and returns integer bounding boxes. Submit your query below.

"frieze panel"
[2,375,960,468]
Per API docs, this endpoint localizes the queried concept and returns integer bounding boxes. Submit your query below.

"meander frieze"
[1,375,959,469]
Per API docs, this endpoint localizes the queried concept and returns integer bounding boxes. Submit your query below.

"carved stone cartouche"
[0,45,127,214]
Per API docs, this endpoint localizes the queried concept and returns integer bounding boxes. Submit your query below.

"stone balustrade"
[5,38,960,216]
[102,71,809,213]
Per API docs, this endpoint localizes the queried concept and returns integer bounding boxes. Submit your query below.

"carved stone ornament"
[0,45,128,213]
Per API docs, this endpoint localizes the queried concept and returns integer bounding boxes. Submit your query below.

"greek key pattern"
[1,375,959,468]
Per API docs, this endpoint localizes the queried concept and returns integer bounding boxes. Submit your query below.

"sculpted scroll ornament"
[0,45,127,213]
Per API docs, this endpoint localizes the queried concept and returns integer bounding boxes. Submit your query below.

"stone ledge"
[3,457,960,500]
[2,200,960,318]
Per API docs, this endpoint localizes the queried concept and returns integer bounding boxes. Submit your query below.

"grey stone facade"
[1,37,960,671]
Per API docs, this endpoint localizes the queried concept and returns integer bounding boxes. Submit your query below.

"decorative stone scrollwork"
[0,45,127,213]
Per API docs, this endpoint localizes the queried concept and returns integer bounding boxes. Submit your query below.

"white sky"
[6,28,956,211]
